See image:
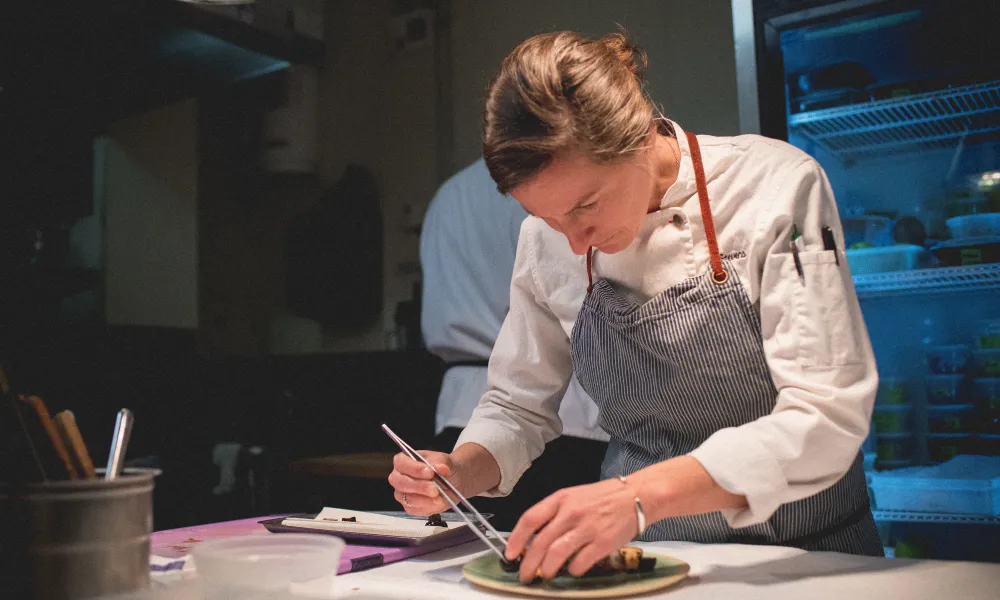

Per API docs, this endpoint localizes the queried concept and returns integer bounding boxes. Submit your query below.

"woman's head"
[483,31,670,255]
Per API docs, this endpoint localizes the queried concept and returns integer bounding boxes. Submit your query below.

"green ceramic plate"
[462,552,690,599]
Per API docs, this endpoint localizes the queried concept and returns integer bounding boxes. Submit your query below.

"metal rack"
[854,263,1000,298]
[872,510,1000,526]
[789,80,1000,160]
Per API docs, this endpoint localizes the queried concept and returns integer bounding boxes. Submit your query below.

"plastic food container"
[845,244,926,274]
[842,214,893,249]
[872,404,911,433]
[190,533,344,591]
[927,404,974,433]
[925,374,967,405]
[927,433,974,462]
[926,345,970,375]
[973,349,1000,377]
[978,320,1000,350]
[870,455,1000,516]
[875,433,913,462]
[978,434,1000,456]
[973,377,1000,414]
[876,378,908,405]
[947,213,1000,239]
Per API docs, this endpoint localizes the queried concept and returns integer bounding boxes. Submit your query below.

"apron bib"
[570,132,882,555]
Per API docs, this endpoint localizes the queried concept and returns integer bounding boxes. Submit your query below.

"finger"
[538,529,590,580]
[519,515,577,583]
[505,493,562,561]
[566,542,610,577]
[394,490,447,516]
[393,453,436,480]
[388,470,441,498]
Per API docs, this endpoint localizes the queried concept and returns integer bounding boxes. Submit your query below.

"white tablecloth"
[325,540,1000,600]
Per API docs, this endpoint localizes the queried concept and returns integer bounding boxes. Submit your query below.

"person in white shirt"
[420,158,609,530]
[391,30,882,580]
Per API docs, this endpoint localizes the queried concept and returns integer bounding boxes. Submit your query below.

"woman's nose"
[566,225,596,255]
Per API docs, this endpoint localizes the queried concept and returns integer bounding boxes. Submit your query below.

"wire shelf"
[789,80,1000,160]
[854,263,1000,298]
[872,510,1000,525]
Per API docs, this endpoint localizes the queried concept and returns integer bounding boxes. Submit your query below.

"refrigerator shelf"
[872,510,1000,526]
[853,263,1000,298]
[789,79,1000,160]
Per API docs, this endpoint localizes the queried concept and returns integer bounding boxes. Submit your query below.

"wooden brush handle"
[27,396,78,480]
[55,410,97,479]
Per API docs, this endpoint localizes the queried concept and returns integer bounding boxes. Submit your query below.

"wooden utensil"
[55,410,97,479]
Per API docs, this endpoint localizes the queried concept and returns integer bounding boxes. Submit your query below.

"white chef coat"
[457,121,878,528]
[420,159,609,442]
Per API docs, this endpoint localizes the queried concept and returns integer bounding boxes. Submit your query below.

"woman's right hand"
[388,450,457,516]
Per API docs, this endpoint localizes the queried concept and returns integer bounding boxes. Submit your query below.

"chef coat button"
[672,214,685,228]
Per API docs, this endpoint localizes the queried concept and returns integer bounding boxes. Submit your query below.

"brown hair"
[482,30,659,194]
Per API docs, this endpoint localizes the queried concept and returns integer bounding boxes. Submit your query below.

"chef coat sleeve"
[455,220,574,497]
[688,157,878,528]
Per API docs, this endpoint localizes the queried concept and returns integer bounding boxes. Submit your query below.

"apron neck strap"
[686,132,728,285]
[585,132,729,293]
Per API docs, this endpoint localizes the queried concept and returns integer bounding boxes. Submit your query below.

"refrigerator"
[749,0,1000,560]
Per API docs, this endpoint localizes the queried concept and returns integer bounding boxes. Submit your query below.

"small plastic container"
[876,378,908,405]
[845,245,926,274]
[869,455,1000,516]
[978,319,1000,350]
[926,345,970,375]
[973,349,1000,377]
[978,434,1000,456]
[947,213,1000,239]
[872,404,911,433]
[927,433,974,462]
[925,374,967,405]
[875,432,913,462]
[927,405,975,433]
[973,377,1000,414]
[190,533,345,591]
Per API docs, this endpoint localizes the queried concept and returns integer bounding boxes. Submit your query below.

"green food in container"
[876,378,908,405]
[925,375,965,405]
[927,405,973,433]
[875,433,912,461]
[872,405,910,433]
[927,434,971,463]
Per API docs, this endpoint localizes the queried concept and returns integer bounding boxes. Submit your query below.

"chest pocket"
[791,250,865,368]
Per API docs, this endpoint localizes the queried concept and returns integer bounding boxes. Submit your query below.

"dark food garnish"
[501,557,521,573]
[498,547,655,580]
[425,513,448,527]
[341,517,357,522]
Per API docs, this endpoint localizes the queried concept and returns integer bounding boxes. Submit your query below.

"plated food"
[500,547,657,579]
[463,548,691,599]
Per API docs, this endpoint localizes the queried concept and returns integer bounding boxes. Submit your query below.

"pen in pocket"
[821,225,840,266]
[790,225,805,285]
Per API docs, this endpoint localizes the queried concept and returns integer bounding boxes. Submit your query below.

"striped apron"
[569,132,882,555]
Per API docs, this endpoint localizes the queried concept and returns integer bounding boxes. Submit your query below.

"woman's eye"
[576,201,598,212]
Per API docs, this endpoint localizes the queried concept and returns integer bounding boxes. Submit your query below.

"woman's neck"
[648,134,681,213]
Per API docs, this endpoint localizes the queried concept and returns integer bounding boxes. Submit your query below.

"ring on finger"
[402,493,411,507]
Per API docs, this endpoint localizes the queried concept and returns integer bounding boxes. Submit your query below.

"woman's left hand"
[504,479,640,584]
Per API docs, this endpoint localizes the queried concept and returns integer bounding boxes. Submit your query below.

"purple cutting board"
[151,515,479,574]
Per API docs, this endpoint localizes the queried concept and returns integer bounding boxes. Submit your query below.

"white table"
[326,540,1000,600]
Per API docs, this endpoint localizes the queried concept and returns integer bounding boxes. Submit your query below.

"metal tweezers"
[381,424,509,562]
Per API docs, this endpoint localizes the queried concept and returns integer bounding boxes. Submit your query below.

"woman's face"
[510,147,657,255]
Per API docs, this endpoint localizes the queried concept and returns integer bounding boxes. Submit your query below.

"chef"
[420,157,609,530]
[390,30,882,582]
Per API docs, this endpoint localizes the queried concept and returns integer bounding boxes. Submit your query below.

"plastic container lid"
[926,374,966,382]
[874,403,912,413]
[927,344,971,353]
[875,432,913,440]
[190,533,344,591]
[927,404,975,414]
